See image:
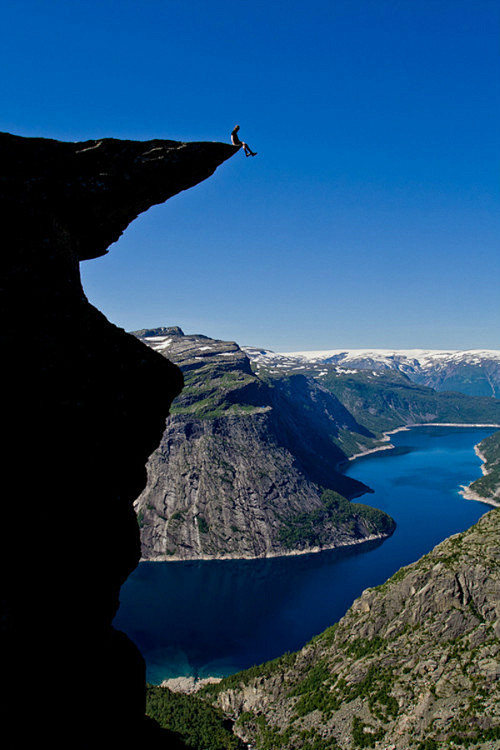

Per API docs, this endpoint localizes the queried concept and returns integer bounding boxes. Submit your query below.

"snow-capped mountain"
[243,348,500,398]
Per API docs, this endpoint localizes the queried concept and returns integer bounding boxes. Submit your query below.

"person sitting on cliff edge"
[231,125,257,157]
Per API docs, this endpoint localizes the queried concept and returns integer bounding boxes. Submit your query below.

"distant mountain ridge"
[244,347,500,398]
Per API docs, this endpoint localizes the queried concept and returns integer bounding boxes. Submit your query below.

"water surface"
[114,426,495,684]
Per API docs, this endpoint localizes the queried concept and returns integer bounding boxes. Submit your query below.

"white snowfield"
[243,348,500,398]
[243,347,500,370]
[143,336,173,351]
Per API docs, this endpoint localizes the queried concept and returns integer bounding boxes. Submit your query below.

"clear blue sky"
[3,0,499,350]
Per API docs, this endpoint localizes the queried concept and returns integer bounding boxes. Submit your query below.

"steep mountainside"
[134,328,392,560]
[317,370,500,435]
[205,508,500,750]
[463,430,500,506]
[245,348,500,398]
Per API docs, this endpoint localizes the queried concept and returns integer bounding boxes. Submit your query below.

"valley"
[133,327,500,561]
[115,425,497,689]
[119,327,500,749]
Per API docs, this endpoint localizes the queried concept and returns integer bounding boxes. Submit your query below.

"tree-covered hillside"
[320,369,500,434]
[466,430,500,505]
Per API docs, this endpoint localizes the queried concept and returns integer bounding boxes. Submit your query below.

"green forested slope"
[320,370,500,434]
[146,686,245,749]
[467,430,500,504]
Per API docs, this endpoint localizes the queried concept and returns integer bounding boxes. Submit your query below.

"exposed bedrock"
[0,132,237,747]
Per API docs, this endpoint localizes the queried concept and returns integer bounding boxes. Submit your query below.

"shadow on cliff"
[0,132,238,747]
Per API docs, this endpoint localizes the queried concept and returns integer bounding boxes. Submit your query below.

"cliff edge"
[0,132,237,747]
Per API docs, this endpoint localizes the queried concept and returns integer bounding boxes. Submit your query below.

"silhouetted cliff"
[0,132,237,747]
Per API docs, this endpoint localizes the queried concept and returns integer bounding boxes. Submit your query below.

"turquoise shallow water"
[114,426,496,684]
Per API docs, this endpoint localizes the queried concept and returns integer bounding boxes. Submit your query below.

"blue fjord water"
[113,426,497,684]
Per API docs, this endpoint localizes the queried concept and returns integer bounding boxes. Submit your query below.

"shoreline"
[140,530,389,563]
[474,444,488,476]
[382,423,500,509]
[139,424,499,689]
[458,485,500,508]
[459,437,500,507]
[140,423,500,564]
[344,422,500,463]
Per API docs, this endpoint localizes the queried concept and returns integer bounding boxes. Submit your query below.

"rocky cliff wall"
[0,132,237,747]
[134,329,393,560]
[208,508,500,749]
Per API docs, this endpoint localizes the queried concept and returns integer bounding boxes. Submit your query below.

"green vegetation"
[334,427,382,458]
[444,715,500,747]
[146,685,244,749]
[291,661,340,717]
[351,716,384,747]
[278,490,395,550]
[254,716,338,750]
[476,428,500,465]
[201,510,500,750]
[251,715,294,749]
[197,516,209,533]
[237,711,339,750]
[308,622,338,648]
[170,365,262,419]
[200,652,297,698]
[468,429,500,502]
[343,636,385,659]
[416,739,438,750]
[374,562,413,593]
[320,370,500,434]
[328,665,398,722]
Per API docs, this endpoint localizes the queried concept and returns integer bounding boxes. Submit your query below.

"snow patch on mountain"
[243,348,500,398]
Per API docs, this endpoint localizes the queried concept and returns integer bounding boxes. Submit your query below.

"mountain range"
[245,348,500,399]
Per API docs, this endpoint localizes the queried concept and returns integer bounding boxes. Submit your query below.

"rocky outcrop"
[134,329,394,560]
[206,508,500,749]
[0,132,237,747]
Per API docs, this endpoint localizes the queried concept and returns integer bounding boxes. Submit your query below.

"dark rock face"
[0,132,237,746]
